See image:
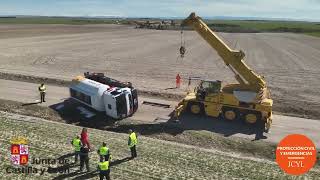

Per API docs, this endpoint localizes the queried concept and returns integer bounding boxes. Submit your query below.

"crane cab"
[195,80,221,101]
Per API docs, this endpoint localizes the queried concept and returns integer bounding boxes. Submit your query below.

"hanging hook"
[179,28,186,58]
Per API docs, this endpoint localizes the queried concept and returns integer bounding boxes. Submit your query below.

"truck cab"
[69,76,138,119]
[84,72,138,115]
[103,87,137,119]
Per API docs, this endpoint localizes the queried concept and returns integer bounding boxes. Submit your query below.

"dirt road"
[0,24,320,118]
[0,79,319,147]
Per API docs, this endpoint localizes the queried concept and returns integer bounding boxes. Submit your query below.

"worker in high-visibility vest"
[98,159,110,180]
[128,129,138,159]
[71,136,82,163]
[97,142,111,161]
[38,83,46,103]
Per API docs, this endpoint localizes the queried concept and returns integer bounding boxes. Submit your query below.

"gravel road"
[0,79,318,147]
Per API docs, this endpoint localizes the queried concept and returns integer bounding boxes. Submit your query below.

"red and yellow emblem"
[10,137,29,165]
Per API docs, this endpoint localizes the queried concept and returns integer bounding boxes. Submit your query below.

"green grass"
[205,20,320,38]
[1,17,319,37]
[0,114,319,179]
[207,20,320,31]
[305,31,320,37]
[176,18,320,37]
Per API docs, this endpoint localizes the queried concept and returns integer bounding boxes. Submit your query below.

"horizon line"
[0,14,319,22]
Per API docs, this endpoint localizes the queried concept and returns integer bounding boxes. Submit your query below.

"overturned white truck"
[69,75,138,119]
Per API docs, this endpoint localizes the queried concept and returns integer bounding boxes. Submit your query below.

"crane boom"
[181,12,266,91]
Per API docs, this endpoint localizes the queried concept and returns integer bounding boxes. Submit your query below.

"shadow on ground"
[106,113,260,138]
[22,102,41,106]
[49,99,117,129]
[49,99,262,139]
[51,153,132,180]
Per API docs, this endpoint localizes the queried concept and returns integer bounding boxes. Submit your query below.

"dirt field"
[1,112,319,179]
[0,24,320,119]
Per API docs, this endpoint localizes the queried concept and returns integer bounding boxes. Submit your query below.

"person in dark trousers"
[79,144,90,172]
[128,129,138,159]
[38,83,46,103]
[71,136,82,164]
[97,142,111,162]
[254,119,267,140]
[98,158,110,180]
[98,159,110,180]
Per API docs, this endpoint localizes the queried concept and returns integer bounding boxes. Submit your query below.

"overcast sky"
[1,0,319,21]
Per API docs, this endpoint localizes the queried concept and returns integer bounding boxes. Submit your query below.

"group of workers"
[71,128,138,180]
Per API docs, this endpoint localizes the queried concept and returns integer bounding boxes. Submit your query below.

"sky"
[1,0,320,21]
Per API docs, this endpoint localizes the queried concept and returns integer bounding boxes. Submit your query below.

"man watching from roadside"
[128,129,138,159]
[98,158,110,180]
[38,83,46,103]
[98,142,111,162]
[71,136,82,164]
[79,144,90,172]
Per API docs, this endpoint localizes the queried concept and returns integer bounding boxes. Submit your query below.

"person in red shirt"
[81,128,91,150]
[176,73,181,88]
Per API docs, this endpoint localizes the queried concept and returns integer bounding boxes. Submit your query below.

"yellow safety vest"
[72,138,81,152]
[129,132,138,147]
[99,146,109,156]
[99,161,109,171]
[39,85,46,92]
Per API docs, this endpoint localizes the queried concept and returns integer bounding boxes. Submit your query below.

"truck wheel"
[244,111,261,124]
[188,102,204,115]
[222,107,239,121]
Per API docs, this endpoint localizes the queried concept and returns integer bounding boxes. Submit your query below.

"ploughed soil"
[0,24,319,119]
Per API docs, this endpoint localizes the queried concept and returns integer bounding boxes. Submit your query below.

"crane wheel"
[244,111,261,124]
[188,102,203,115]
[222,108,239,121]
[245,114,257,124]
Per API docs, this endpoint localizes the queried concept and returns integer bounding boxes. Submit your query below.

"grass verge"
[0,114,319,179]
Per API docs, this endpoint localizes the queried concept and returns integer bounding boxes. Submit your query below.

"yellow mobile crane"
[175,13,273,132]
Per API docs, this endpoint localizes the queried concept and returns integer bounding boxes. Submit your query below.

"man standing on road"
[97,142,111,161]
[128,129,138,159]
[98,158,110,180]
[254,119,267,140]
[38,83,46,103]
[176,73,181,88]
[71,136,82,164]
[79,144,90,172]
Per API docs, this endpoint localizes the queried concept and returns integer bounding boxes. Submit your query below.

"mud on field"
[0,25,319,119]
